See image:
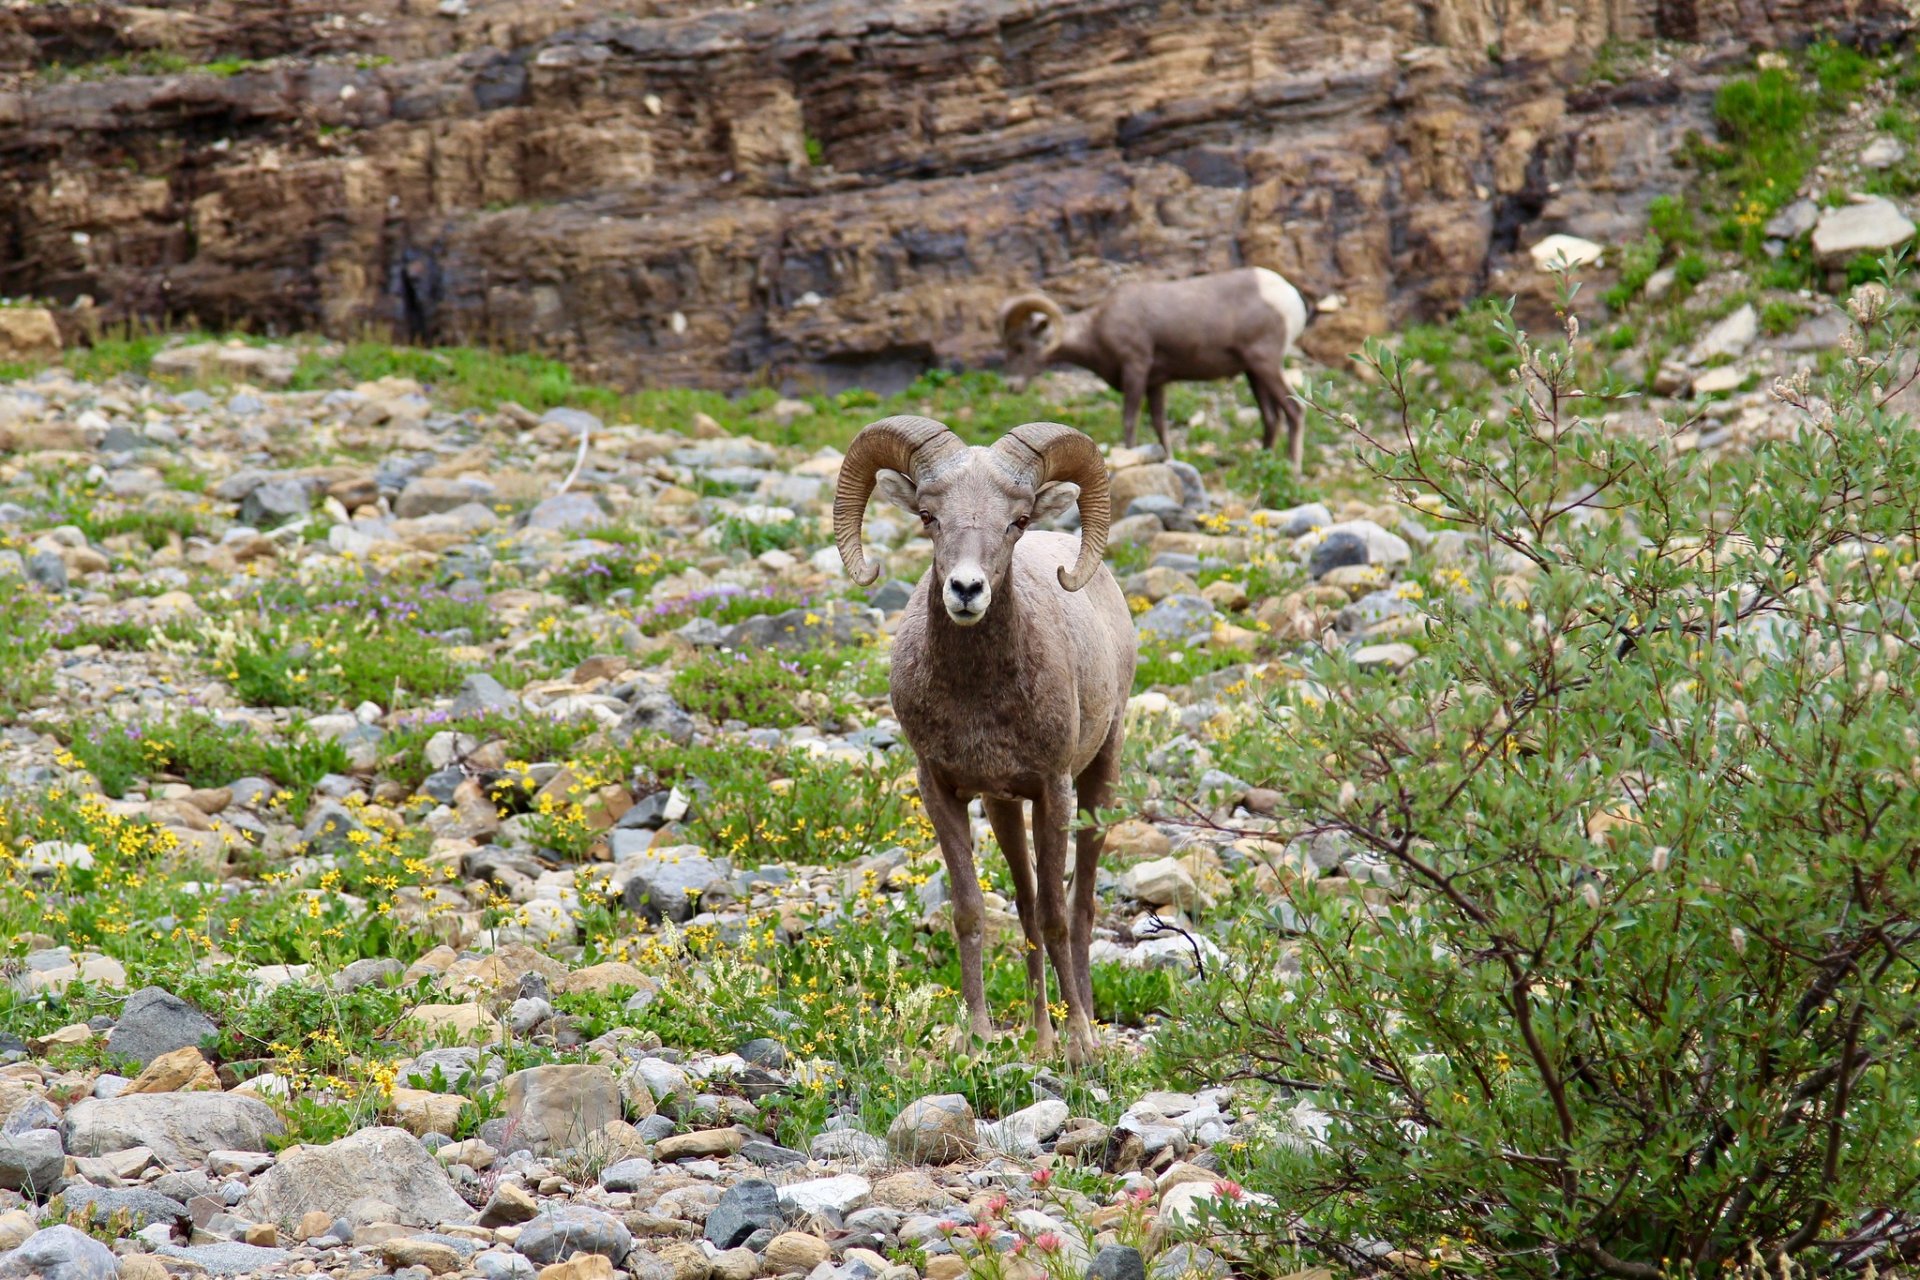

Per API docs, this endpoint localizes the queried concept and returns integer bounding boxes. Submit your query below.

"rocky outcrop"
[0,0,1904,390]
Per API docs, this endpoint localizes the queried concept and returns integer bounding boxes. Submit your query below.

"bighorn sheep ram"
[835,415,1134,1064]
[999,267,1317,470]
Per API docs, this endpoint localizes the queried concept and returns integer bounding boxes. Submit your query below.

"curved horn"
[834,415,965,586]
[994,422,1110,592]
[997,292,1065,343]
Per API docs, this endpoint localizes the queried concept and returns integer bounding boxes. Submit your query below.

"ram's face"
[874,454,1078,625]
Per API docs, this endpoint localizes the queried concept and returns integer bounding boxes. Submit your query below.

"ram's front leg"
[920,768,994,1042]
[1035,774,1096,1065]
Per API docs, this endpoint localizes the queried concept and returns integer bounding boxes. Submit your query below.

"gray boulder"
[239,1126,471,1229]
[450,673,519,719]
[615,840,729,924]
[0,1130,64,1196]
[107,986,217,1067]
[515,1206,632,1264]
[63,1093,283,1167]
[0,1226,118,1280]
[55,1185,191,1230]
[240,477,314,528]
[886,1094,975,1165]
[526,493,606,533]
[1136,595,1216,641]
[704,1180,784,1249]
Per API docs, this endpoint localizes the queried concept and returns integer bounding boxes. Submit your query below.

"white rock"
[1690,366,1747,395]
[1861,137,1906,169]
[1812,197,1916,265]
[1687,303,1757,365]
[776,1174,872,1217]
[1528,234,1604,272]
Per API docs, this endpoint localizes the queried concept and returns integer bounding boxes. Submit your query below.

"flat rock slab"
[62,1093,284,1167]
[240,1126,472,1229]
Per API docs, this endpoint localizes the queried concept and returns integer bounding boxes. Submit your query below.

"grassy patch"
[711,514,815,557]
[0,591,52,718]
[57,712,350,806]
[1132,638,1257,693]
[217,574,501,711]
[669,646,884,728]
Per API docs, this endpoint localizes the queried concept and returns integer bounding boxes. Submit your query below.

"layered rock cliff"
[0,0,1907,391]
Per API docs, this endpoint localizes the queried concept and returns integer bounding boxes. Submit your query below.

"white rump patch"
[1254,267,1308,356]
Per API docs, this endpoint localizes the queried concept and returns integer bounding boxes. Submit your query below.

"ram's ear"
[873,469,920,516]
[1033,480,1081,522]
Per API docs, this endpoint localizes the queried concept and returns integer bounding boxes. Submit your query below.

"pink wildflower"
[1211,1179,1245,1202]
[1034,1233,1065,1255]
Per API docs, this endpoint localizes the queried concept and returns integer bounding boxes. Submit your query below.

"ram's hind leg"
[985,796,1055,1057]
[1072,721,1123,1018]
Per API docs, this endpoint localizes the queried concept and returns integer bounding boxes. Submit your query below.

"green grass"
[57,712,350,807]
[1132,639,1257,693]
[711,514,814,557]
[0,592,52,718]
[36,52,263,82]
[669,647,874,728]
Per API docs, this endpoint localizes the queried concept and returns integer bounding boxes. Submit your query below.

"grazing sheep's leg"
[1283,387,1307,474]
[1035,775,1096,1064]
[1147,384,1172,457]
[984,796,1056,1056]
[1120,366,1148,449]
[921,769,994,1042]
[1247,367,1283,451]
[1070,735,1120,1017]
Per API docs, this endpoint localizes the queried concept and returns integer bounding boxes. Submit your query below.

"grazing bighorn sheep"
[999,267,1316,470]
[835,415,1134,1064]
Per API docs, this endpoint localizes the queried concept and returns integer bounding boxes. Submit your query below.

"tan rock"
[656,1242,713,1280]
[764,1232,830,1273]
[296,1209,335,1240]
[380,1238,464,1274]
[403,1002,503,1043]
[555,962,657,996]
[1104,820,1170,861]
[478,1181,540,1228]
[925,1257,969,1280]
[1108,463,1184,515]
[123,1046,221,1095]
[0,307,60,363]
[653,1128,744,1161]
[709,1247,759,1280]
[390,1087,465,1137]
[245,1223,280,1247]
[0,1210,36,1251]
[541,1257,615,1280]
[869,1170,954,1211]
[1201,579,1248,611]
[117,1257,170,1280]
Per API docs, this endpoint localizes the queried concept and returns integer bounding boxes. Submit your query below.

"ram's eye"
[918,510,935,526]
[1010,515,1031,533]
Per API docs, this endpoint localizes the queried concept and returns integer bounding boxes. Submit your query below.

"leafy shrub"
[1160,269,1920,1275]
